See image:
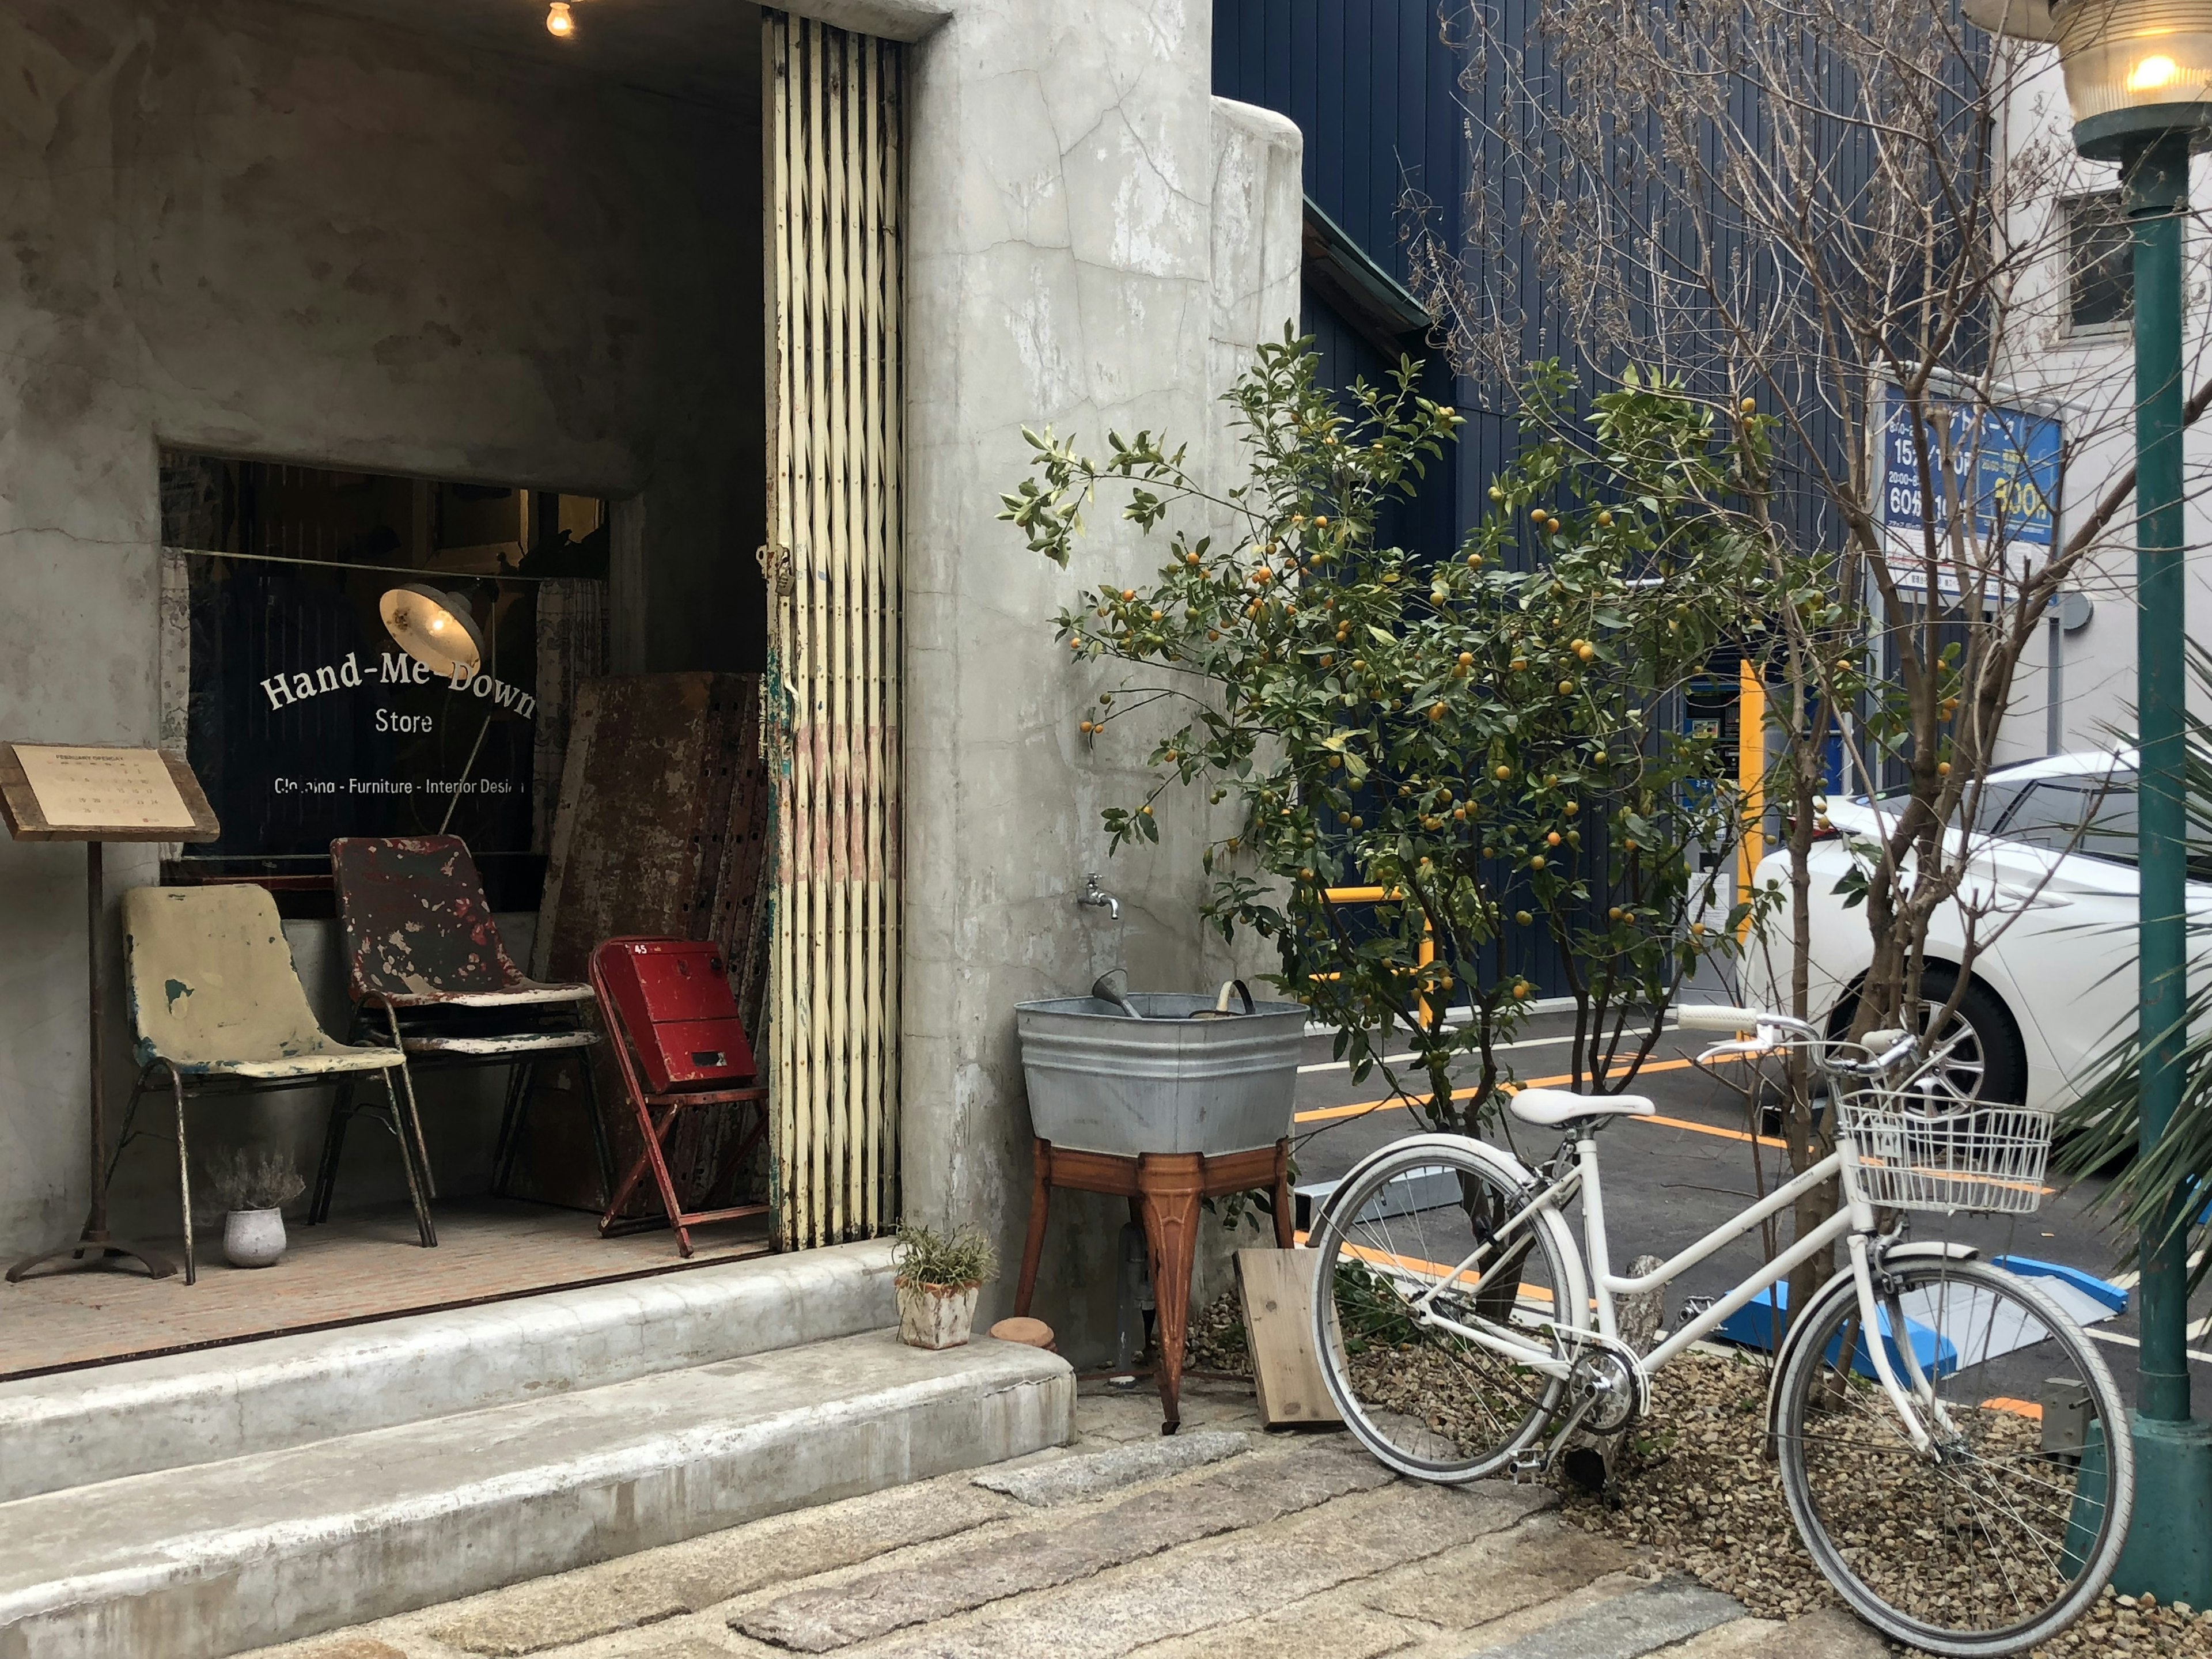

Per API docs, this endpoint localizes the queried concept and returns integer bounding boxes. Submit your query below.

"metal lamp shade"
[2058,0,2212,152]
[1964,0,2212,151]
[378,584,485,682]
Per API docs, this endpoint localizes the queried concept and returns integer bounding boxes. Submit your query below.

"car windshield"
[1867,777,2034,830]
[1996,772,2138,866]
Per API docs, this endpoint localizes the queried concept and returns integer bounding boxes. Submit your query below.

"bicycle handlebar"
[1678,1003,1933,1084]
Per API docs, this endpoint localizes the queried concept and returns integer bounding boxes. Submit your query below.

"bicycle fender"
[1337,1131,1541,1184]
[1879,1241,1979,1264]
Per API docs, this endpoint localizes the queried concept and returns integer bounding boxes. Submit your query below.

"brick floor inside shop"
[0,1198,772,1378]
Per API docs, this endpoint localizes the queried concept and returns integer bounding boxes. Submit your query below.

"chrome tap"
[1078,873,1120,922]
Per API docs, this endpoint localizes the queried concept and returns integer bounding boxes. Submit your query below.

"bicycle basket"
[1834,1093,2055,1215]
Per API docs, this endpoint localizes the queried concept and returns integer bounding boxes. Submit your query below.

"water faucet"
[1078,873,1120,922]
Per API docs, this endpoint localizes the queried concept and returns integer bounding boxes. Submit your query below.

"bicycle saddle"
[1508,1087,1656,1127]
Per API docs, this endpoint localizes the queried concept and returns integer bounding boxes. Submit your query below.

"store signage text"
[259,652,536,719]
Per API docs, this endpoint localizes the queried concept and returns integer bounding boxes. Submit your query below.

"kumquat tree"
[1001,335,1775,1137]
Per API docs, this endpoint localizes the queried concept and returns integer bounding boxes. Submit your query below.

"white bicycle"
[1310,1003,2134,1658]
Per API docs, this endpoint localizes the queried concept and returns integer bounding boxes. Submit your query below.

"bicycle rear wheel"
[1773,1256,2133,1657]
[1310,1137,1585,1482]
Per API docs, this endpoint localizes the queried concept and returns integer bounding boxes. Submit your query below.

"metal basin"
[1014,993,1308,1157]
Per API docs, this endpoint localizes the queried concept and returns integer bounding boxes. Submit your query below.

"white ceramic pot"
[897,1279,980,1349]
[222,1206,287,1268]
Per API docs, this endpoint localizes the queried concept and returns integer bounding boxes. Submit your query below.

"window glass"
[160,450,610,909]
[1997,774,2138,865]
[2066,193,2133,332]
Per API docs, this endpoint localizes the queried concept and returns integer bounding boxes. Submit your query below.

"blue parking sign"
[1883,387,2059,552]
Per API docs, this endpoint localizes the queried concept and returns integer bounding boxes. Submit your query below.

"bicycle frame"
[1403,1127,1944,1455]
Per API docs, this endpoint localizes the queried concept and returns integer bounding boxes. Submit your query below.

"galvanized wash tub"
[1014,993,1308,1157]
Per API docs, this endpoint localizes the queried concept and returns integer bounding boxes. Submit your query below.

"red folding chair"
[590,937,770,1256]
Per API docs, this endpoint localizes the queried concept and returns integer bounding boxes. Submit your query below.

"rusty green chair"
[117,883,426,1282]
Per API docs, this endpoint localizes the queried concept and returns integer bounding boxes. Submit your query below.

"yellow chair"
[116,884,425,1282]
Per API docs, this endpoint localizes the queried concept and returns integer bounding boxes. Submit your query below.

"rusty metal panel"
[519,673,768,1212]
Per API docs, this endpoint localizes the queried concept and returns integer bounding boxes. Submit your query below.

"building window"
[158,450,610,911]
[2065,192,2133,335]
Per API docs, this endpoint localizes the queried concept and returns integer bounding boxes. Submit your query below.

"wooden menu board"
[0,744,219,843]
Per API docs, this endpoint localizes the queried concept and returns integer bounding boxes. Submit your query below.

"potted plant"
[200,1147,306,1268]
[893,1221,998,1349]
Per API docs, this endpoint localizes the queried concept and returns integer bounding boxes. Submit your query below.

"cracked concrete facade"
[0,0,1303,1354]
[898,1,1301,1349]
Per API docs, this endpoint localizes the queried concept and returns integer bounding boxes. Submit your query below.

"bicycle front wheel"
[1774,1256,2133,1657]
[1311,1137,1585,1482]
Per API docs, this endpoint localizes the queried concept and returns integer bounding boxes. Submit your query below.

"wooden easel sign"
[0,744,213,842]
[2,742,217,1283]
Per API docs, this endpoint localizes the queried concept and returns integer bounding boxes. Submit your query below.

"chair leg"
[380,1066,437,1249]
[105,1070,150,1191]
[491,1058,536,1198]
[382,1002,436,1200]
[169,1064,196,1286]
[310,1077,357,1226]
[577,1051,615,1211]
[640,1103,694,1257]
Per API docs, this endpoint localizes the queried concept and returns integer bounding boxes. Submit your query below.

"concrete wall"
[896,0,1303,1355]
[0,0,762,1257]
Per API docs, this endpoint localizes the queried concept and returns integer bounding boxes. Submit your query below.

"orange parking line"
[1295,1056,1710,1125]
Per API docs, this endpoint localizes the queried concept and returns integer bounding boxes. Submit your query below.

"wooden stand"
[0,745,219,1283]
[1014,1135,1294,1433]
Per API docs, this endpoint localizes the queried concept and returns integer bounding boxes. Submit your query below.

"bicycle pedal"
[1509,1449,1548,1482]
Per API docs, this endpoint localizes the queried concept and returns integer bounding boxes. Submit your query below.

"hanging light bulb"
[546,2,576,39]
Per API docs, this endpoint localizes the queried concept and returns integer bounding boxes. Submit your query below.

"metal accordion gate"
[761,10,903,1249]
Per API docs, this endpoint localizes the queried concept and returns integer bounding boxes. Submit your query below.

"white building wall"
[1993,50,2212,762]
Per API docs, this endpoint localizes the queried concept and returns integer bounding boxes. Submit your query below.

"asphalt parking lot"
[1288,1009,2212,1411]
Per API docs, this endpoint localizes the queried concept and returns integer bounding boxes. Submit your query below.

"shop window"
[2065,192,2133,336]
[158,452,611,912]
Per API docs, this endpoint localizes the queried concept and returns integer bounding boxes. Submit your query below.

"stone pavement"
[242,1378,1887,1659]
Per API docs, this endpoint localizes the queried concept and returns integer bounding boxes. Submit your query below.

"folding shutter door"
[762,10,903,1249]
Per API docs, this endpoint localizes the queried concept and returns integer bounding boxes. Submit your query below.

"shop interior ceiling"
[300,0,760,108]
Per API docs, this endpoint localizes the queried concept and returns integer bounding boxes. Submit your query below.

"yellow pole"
[1321,888,1431,1023]
[1738,660,1764,937]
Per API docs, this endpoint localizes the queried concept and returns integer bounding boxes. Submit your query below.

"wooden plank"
[1234,1248,1343,1429]
[0,743,218,843]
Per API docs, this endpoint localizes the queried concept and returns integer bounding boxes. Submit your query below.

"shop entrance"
[0,1,906,1375]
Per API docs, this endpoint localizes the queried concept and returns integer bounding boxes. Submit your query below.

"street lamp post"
[1968,0,2212,1602]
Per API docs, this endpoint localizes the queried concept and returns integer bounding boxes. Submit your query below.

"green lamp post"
[1969,0,2212,1601]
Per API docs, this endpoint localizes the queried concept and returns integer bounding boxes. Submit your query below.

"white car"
[1745,749,2209,1112]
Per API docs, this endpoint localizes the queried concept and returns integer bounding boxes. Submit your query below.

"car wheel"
[1906,965,2028,1106]
[1827,965,2028,1106]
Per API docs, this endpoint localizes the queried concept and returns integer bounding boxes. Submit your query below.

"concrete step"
[0,1239,896,1501]
[0,1328,1073,1659]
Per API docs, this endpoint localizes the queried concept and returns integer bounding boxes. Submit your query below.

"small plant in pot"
[200,1147,306,1268]
[892,1222,998,1350]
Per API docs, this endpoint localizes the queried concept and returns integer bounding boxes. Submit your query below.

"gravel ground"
[1185,1289,2212,1656]
[1551,1349,2212,1657]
